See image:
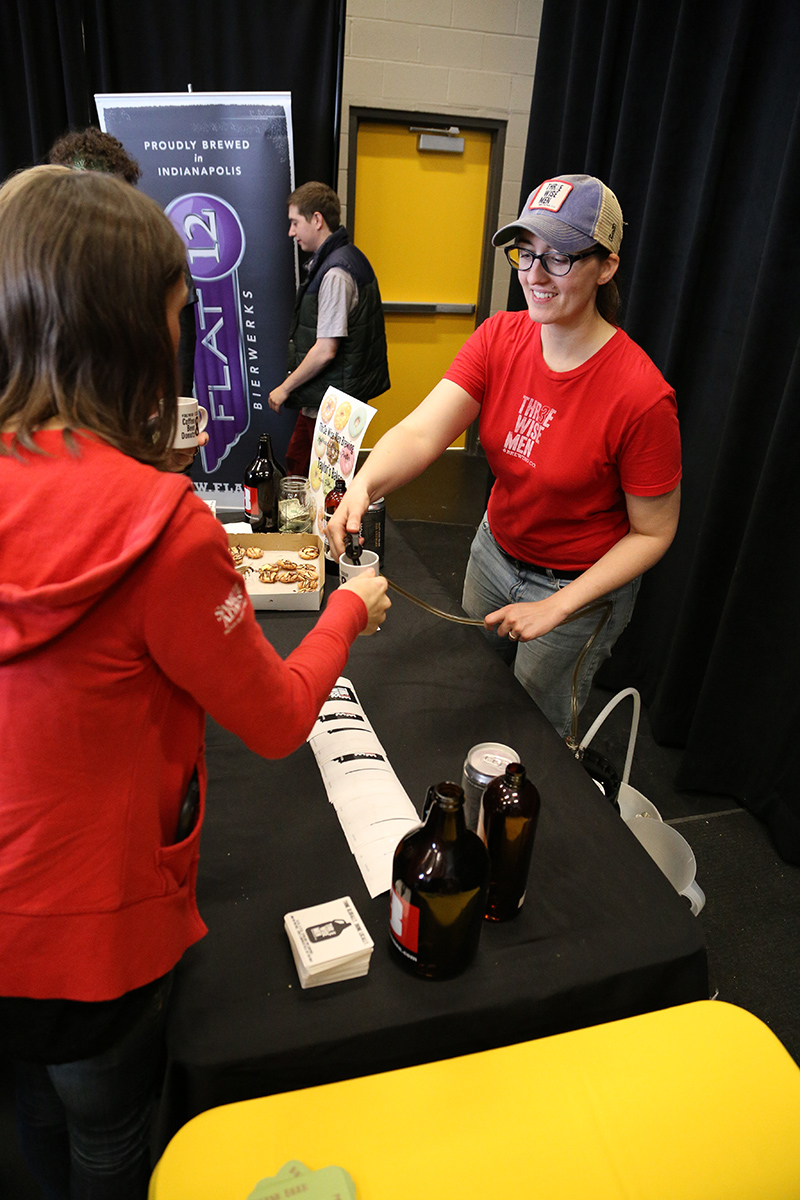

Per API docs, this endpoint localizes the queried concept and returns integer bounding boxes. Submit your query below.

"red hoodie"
[0,431,366,1001]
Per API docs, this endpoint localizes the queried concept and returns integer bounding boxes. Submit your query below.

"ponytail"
[594,247,622,326]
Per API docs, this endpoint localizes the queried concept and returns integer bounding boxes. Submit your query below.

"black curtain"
[518,0,800,861]
[0,0,345,187]
[0,0,91,180]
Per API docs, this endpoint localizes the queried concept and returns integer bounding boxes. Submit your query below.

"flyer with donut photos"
[309,387,377,558]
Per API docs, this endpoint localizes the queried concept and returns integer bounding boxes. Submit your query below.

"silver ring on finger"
[508,631,518,641]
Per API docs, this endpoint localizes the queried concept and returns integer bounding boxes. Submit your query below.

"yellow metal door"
[352,121,492,448]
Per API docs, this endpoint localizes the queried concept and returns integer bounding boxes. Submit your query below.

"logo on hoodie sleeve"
[214,582,248,634]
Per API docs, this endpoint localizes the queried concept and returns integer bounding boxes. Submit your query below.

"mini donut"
[322,472,338,495]
[299,545,320,560]
[230,545,245,565]
[348,409,366,440]
[309,459,322,491]
[314,431,327,460]
[317,506,327,534]
[338,442,354,477]
[326,437,340,466]
[245,545,263,559]
[320,392,337,424]
[333,400,351,431]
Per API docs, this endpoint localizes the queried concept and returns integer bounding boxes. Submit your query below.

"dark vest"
[286,227,390,411]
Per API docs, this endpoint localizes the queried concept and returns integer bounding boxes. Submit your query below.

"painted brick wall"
[338,0,543,315]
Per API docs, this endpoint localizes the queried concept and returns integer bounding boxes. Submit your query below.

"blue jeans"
[13,976,171,1200]
[462,515,640,738]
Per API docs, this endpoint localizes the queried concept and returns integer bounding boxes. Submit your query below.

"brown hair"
[593,246,622,326]
[287,181,341,231]
[47,127,142,186]
[0,166,187,466]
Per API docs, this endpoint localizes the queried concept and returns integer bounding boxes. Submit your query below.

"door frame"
[346,107,506,454]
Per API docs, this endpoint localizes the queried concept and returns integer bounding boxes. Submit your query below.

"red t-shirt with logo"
[444,312,681,570]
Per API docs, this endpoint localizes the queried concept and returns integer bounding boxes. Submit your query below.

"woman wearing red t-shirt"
[328,175,680,736]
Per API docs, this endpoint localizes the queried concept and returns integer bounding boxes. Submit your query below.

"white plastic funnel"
[626,815,705,915]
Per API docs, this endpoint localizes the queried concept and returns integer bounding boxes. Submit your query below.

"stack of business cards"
[284,896,374,989]
[248,1159,355,1200]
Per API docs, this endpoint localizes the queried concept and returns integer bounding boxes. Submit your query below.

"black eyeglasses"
[504,244,599,277]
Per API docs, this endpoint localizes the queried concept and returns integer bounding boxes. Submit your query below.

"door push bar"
[382,302,476,314]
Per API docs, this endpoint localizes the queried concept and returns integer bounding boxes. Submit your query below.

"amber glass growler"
[243,433,285,531]
[389,782,490,980]
[478,762,540,922]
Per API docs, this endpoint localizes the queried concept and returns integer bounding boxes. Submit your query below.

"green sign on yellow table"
[248,1159,355,1200]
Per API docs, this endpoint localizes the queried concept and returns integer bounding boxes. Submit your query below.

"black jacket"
[286,226,390,410]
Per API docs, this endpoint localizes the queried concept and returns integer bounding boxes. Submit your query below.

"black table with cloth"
[158,519,707,1145]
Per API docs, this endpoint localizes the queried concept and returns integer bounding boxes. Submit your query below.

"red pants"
[285,413,316,477]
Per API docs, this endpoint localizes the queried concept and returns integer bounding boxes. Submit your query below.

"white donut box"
[227,532,324,610]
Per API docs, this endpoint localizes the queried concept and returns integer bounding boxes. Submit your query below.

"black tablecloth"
[159,520,707,1144]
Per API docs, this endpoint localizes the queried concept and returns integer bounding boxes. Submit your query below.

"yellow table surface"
[150,1000,800,1200]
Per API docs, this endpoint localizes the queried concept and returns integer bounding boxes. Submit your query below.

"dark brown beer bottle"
[243,434,285,531]
[324,477,347,523]
[478,762,540,922]
[323,477,348,571]
[389,781,490,980]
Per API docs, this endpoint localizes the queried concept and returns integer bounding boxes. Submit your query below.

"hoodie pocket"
[154,788,204,894]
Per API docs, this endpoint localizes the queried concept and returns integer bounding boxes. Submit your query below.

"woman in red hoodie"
[0,166,390,1200]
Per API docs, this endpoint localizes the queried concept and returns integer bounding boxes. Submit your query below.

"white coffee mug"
[173,397,209,449]
[338,548,380,585]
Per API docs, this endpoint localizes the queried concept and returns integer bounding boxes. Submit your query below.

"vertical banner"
[96,92,297,509]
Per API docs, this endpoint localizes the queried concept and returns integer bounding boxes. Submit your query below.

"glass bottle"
[478,762,540,922]
[324,477,347,523]
[389,781,490,980]
[243,434,286,532]
[323,477,347,570]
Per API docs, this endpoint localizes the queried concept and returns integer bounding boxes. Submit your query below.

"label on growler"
[244,485,259,519]
[389,883,419,960]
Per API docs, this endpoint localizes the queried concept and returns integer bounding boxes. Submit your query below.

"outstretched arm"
[327,379,481,558]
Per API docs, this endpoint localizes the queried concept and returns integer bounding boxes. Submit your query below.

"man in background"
[48,126,142,183]
[268,181,390,476]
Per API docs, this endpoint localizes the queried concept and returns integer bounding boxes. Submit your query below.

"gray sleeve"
[316,268,358,339]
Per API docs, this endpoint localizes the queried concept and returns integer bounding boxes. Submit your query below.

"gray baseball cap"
[493,175,623,254]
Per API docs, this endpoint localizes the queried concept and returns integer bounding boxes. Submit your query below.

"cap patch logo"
[530,180,573,213]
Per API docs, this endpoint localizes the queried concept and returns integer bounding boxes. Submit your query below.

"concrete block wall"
[338,0,543,315]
